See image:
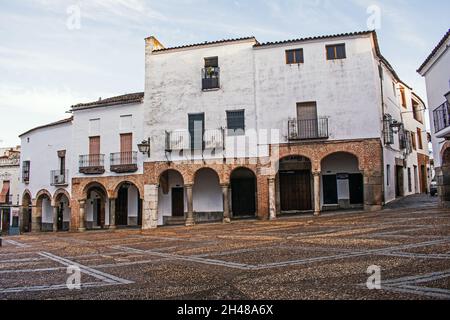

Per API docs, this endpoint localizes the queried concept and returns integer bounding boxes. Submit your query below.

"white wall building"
[418,29,450,207]
[0,147,20,235]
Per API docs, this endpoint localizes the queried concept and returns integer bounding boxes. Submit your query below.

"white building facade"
[418,29,450,207]
[0,147,20,235]
[18,30,431,233]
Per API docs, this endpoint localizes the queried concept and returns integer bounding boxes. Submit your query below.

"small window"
[387,165,391,186]
[286,49,304,64]
[326,44,346,60]
[392,82,397,96]
[227,110,245,136]
[417,128,423,150]
[411,132,417,150]
[400,87,407,108]
[205,57,218,68]
[22,161,30,183]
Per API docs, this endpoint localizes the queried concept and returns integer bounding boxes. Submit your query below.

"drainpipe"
[378,62,386,205]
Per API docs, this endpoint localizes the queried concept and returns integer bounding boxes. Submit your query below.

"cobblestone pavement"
[1,195,449,300]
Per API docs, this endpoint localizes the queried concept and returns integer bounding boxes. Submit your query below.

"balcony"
[433,102,450,138]
[0,158,19,167]
[166,129,225,152]
[288,118,329,141]
[50,170,69,186]
[79,154,105,174]
[110,152,138,173]
[202,67,220,90]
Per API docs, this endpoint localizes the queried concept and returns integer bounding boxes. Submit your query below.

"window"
[120,115,132,130]
[398,124,407,150]
[89,136,101,166]
[400,87,407,108]
[22,161,30,183]
[89,118,100,135]
[286,49,304,64]
[202,57,220,90]
[205,57,218,68]
[326,44,346,60]
[227,110,245,136]
[392,82,397,96]
[417,128,423,150]
[58,150,66,175]
[387,165,391,186]
[411,132,417,150]
[383,114,394,145]
[413,101,423,123]
[408,168,412,193]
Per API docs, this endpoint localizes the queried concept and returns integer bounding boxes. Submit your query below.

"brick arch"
[35,189,52,203]
[157,168,186,185]
[82,181,109,200]
[441,142,450,166]
[53,188,71,207]
[227,166,258,184]
[193,167,221,185]
[111,180,144,200]
[319,151,362,172]
[22,189,32,206]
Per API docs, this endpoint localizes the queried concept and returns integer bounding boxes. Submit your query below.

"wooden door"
[171,188,184,217]
[89,136,100,166]
[57,203,64,231]
[189,114,205,151]
[280,171,312,211]
[349,174,364,204]
[116,187,128,226]
[120,133,132,164]
[323,175,338,205]
[231,178,256,217]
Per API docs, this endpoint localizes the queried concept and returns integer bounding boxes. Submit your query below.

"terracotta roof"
[19,117,73,137]
[71,92,144,111]
[153,37,257,53]
[417,29,450,74]
[254,30,374,47]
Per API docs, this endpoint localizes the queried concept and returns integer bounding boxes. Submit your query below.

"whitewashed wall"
[19,122,72,203]
[71,102,144,178]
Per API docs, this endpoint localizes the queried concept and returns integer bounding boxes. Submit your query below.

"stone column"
[31,205,41,233]
[142,184,159,230]
[52,206,58,232]
[109,199,116,229]
[78,200,86,232]
[222,184,231,223]
[313,172,321,216]
[363,170,383,212]
[268,177,277,220]
[185,185,195,227]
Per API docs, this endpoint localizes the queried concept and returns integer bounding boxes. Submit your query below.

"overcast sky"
[0,0,448,147]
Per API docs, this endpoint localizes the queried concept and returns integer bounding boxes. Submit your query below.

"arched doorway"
[54,191,71,232]
[278,156,312,213]
[230,168,257,218]
[193,168,223,223]
[21,192,32,233]
[158,170,185,226]
[36,191,52,232]
[115,182,142,227]
[85,184,108,230]
[441,147,450,203]
[321,152,363,210]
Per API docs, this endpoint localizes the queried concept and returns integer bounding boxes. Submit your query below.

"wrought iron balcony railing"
[166,128,225,151]
[79,154,105,174]
[433,102,450,133]
[202,67,220,90]
[50,170,69,186]
[288,118,329,141]
[110,151,138,173]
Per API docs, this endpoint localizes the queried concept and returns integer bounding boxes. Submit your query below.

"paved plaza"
[1,195,449,300]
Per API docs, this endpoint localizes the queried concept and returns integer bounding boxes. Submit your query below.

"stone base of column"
[364,205,383,212]
[109,225,117,230]
[185,218,195,227]
[314,211,321,217]
[223,217,231,224]
[78,228,86,233]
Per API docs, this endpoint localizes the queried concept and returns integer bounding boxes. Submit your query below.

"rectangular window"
[326,44,346,60]
[286,49,304,64]
[392,82,396,96]
[387,165,391,186]
[383,114,394,145]
[408,168,412,193]
[400,88,407,108]
[227,110,245,136]
[22,161,30,183]
[120,133,133,164]
[411,132,417,150]
[417,128,423,149]
[205,57,218,68]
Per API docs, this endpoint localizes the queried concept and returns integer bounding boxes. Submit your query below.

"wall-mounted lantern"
[138,138,151,158]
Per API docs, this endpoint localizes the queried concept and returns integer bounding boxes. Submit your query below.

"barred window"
[227,110,245,136]
[399,124,407,150]
[383,114,394,145]
[22,161,30,183]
